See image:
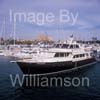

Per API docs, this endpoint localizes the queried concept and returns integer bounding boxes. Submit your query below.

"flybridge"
[9,9,78,26]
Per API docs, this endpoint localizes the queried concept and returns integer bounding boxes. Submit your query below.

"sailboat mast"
[13,22,16,46]
[3,20,6,45]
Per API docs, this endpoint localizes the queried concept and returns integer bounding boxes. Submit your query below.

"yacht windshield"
[55,44,62,48]
[61,44,69,48]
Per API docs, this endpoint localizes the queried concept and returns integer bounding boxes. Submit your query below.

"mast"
[3,20,6,46]
[13,22,16,46]
[0,21,4,45]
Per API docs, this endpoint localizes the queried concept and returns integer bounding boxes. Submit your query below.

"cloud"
[0,0,100,40]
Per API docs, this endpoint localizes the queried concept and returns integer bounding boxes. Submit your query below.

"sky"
[0,0,100,40]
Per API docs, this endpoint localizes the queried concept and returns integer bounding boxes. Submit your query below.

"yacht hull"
[17,58,96,75]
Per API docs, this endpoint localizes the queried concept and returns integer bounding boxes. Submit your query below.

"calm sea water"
[0,56,100,100]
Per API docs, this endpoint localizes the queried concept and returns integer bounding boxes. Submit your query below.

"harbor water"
[0,56,100,100]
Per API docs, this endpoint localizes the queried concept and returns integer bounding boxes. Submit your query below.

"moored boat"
[15,36,96,75]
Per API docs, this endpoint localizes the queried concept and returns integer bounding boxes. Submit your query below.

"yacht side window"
[86,53,88,56]
[80,54,83,57]
[70,45,74,49]
[76,45,79,48]
[74,54,86,58]
[73,55,76,58]
[54,53,59,57]
[73,55,79,58]
[66,53,69,56]
[83,54,85,57]
[60,53,65,57]
[54,53,70,57]
[55,44,61,48]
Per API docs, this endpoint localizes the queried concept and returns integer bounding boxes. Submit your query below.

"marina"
[0,36,100,75]
[15,36,97,75]
[0,0,100,99]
